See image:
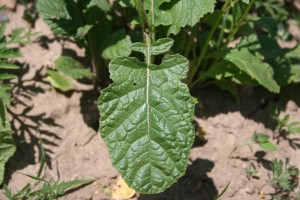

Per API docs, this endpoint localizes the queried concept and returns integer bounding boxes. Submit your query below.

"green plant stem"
[134,0,149,32]
[187,0,231,85]
[87,33,100,89]
[221,0,255,50]
[69,1,100,89]
[216,10,228,49]
[184,28,196,58]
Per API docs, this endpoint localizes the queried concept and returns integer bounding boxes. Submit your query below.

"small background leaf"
[47,70,73,92]
[0,106,16,185]
[102,29,132,60]
[224,48,280,93]
[55,56,92,79]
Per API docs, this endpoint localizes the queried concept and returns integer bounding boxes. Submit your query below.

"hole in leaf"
[133,82,137,86]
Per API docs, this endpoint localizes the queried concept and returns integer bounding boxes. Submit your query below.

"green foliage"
[3,138,93,199]
[251,132,277,152]
[131,38,174,56]
[36,0,300,195]
[3,176,93,199]
[47,56,93,91]
[0,22,34,185]
[224,48,280,93]
[271,109,300,136]
[47,70,74,92]
[98,37,195,194]
[267,159,299,199]
[0,106,16,185]
[102,29,133,60]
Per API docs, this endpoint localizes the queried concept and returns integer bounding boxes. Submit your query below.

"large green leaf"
[0,105,16,185]
[224,48,280,93]
[98,54,195,193]
[55,56,92,79]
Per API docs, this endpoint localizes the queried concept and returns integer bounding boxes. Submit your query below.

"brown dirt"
[0,4,300,200]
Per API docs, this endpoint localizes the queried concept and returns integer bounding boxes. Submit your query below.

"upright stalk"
[69,1,100,90]
[221,0,255,49]
[186,0,231,85]
[134,0,149,33]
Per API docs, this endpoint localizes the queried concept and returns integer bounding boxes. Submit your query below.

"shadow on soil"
[196,83,300,132]
[138,158,218,200]
[3,63,62,185]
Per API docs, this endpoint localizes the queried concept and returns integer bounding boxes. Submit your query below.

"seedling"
[260,159,299,200]
[271,109,300,137]
[3,140,94,200]
[245,163,259,180]
[252,132,277,152]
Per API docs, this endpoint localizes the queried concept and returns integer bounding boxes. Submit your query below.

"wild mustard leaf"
[102,29,132,60]
[225,48,280,93]
[131,38,174,56]
[0,105,16,185]
[98,54,195,193]
[55,56,93,79]
[166,0,217,35]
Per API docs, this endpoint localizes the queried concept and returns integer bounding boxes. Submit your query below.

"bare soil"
[0,4,299,200]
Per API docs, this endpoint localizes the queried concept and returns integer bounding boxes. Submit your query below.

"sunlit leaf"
[47,70,73,92]
[98,52,195,193]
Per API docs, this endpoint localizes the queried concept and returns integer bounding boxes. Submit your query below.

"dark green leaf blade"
[224,48,280,93]
[98,54,195,194]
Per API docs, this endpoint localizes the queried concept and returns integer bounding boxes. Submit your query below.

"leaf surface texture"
[98,54,195,193]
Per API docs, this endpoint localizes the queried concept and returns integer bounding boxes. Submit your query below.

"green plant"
[3,140,93,200]
[35,0,300,195]
[230,132,277,157]
[272,110,300,137]
[3,177,93,200]
[261,159,299,200]
[0,10,36,185]
[251,132,277,152]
